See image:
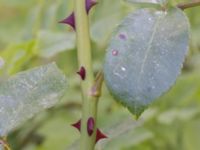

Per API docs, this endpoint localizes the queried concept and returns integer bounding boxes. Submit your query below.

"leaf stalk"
[177,1,200,10]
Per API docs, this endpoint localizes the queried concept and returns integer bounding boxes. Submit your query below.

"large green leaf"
[0,63,67,136]
[104,7,189,117]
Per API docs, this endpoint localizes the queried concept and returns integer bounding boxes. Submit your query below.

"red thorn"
[71,119,107,143]
[59,13,75,30]
[77,66,86,80]
[96,128,107,143]
[87,117,95,136]
[71,120,81,131]
[86,0,98,13]
[59,0,97,29]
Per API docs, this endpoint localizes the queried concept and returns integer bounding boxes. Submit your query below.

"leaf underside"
[104,7,189,117]
[0,63,67,136]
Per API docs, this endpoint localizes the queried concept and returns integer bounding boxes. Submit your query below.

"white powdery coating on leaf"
[0,63,67,136]
[104,8,189,117]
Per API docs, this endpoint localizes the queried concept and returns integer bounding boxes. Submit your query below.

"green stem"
[177,1,200,10]
[74,0,101,149]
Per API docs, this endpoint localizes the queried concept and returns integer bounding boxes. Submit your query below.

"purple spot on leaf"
[119,33,127,40]
[112,50,119,56]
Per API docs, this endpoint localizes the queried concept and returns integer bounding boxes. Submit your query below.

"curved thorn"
[96,128,107,143]
[59,13,75,30]
[77,66,86,80]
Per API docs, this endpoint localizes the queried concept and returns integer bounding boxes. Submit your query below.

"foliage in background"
[0,0,200,149]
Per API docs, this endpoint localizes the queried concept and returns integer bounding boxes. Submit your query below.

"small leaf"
[0,63,67,136]
[104,7,189,117]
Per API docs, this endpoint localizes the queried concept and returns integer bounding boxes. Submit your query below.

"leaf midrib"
[138,13,164,85]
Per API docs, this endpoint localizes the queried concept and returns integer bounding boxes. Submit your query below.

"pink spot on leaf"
[112,50,119,56]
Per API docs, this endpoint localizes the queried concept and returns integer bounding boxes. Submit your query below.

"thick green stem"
[74,0,99,149]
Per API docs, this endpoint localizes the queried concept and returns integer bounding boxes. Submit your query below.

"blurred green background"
[0,0,200,150]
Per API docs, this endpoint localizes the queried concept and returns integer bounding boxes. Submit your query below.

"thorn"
[71,119,108,144]
[96,128,107,143]
[77,66,86,80]
[59,13,75,30]
[71,120,81,131]
[86,0,98,13]
[87,117,95,136]
[59,0,97,29]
